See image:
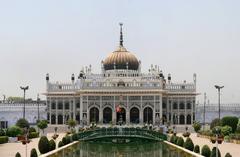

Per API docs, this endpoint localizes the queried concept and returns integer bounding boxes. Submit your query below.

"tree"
[6,126,23,137]
[201,145,211,157]
[30,148,38,157]
[49,139,56,151]
[16,118,29,128]
[194,145,200,153]
[192,121,201,133]
[221,116,239,133]
[67,119,76,133]
[176,137,184,147]
[210,118,221,130]
[210,147,221,157]
[221,125,232,136]
[37,120,48,135]
[183,137,194,151]
[38,136,50,154]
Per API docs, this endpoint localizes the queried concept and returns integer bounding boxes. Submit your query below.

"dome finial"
[119,22,123,46]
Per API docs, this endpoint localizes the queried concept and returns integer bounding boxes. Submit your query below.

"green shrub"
[16,118,29,128]
[0,136,8,144]
[37,120,48,134]
[192,121,201,133]
[210,147,221,157]
[0,129,5,136]
[183,137,194,151]
[176,137,184,147]
[210,118,221,130]
[221,126,232,136]
[6,126,22,137]
[66,136,71,144]
[38,136,50,154]
[224,135,230,142]
[201,145,211,157]
[72,133,78,141]
[225,153,232,157]
[221,116,238,133]
[29,127,36,133]
[15,152,21,157]
[194,145,200,153]
[212,126,222,135]
[30,148,38,157]
[170,135,178,144]
[58,141,64,148]
[62,136,67,145]
[28,132,39,139]
[49,139,56,151]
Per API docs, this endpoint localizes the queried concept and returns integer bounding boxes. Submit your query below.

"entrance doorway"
[90,107,99,123]
[143,107,153,124]
[130,107,139,124]
[103,107,112,123]
[116,107,126,125]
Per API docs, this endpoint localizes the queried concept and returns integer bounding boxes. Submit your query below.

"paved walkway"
[178,133,240,157]
[0,133,65,157]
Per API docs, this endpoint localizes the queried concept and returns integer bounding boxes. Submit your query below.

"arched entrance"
[187,115,191,124]
[116,107,126,125]
[162,114,167,125]
[179,115,185,124]
[130,107,139,124]
[143,107,153,124]
[58,115,63,124]
[89,107,99,123]
[103,107,112,124]
[51,115,56,124]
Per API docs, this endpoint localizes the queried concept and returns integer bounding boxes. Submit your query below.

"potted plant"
[210,136,216,143]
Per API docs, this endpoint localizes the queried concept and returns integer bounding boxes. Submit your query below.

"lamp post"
[214,85,224,120]
[20,86,29,119]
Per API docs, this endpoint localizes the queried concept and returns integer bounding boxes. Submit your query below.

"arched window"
[180,102,185,109]
[187,103,191,109]
[173,103,178,109]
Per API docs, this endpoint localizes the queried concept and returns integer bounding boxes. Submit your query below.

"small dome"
[103,46,139,70]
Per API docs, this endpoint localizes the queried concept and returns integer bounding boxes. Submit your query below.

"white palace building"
[44,24,198,126]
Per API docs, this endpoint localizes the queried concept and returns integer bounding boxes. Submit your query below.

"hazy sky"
[0,0,239,104]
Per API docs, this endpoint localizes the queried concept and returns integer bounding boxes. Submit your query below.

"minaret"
[119,23,123,47]
[46,73,49,91]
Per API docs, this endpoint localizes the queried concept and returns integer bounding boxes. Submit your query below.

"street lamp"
[214,85,224,120]
[20,86,29,119]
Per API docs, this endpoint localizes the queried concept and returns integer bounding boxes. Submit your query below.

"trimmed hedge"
[38,136,50,154]
[6,126,22,137]
[194,145,200,153]
[176,137,184,147]
[49,139,56,151]
[29,127,37,133]
[16,118,29,128]
[0,129,5,136]
[221,125,232,136]
[225,153,232,157]
[72,133,78,141]
[211,147,221,157]
[15,152,21,157]
[201,145,211,157]
[170,135,178,144]
[28,132,39,139]
[192,121,201,133]
[221,116,238,133]
[183,137,194,151]
[58,141,64,148]
[30,148,38,157]
[0,136,8,144]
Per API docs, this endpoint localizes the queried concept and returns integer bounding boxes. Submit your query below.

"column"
[191,97,194,124]
[73,97,76,121]
[153,95,156,125]
[170,98,173,124]
[140,96,143,124]
[49,97,52,124]
[177,98,180,124]
[166,97,169,122]
[113,96,116,125]
[159,95,163,124]
[99,96,103,124]
[63,99,65,124]
[184,97,187,125]
[56,99,58,124]
[126,95,130,124]
[80,96,83,124]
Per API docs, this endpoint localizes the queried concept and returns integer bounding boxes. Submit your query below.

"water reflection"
[49,141,192,157]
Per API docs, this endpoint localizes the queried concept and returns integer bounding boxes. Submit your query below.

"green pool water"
[48,141,193,157]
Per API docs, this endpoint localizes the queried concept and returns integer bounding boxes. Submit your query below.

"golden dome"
[103,46,139,70]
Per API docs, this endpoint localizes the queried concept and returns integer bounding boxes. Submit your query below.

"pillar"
[159,95,163,124]
[73,98,76,121]
[113,96,116,124]
[80,96,83,125]
[99,96,103,124]
[63,99,65,124]
[140,96,143,124]
[56,99,58,124]
[126,95,130,124]
[49,97,52,124]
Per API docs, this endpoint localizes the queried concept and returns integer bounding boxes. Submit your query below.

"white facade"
[45,25,198,126]
[0,102,47,128]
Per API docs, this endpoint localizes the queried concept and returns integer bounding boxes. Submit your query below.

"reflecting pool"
[48,141,193,157]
